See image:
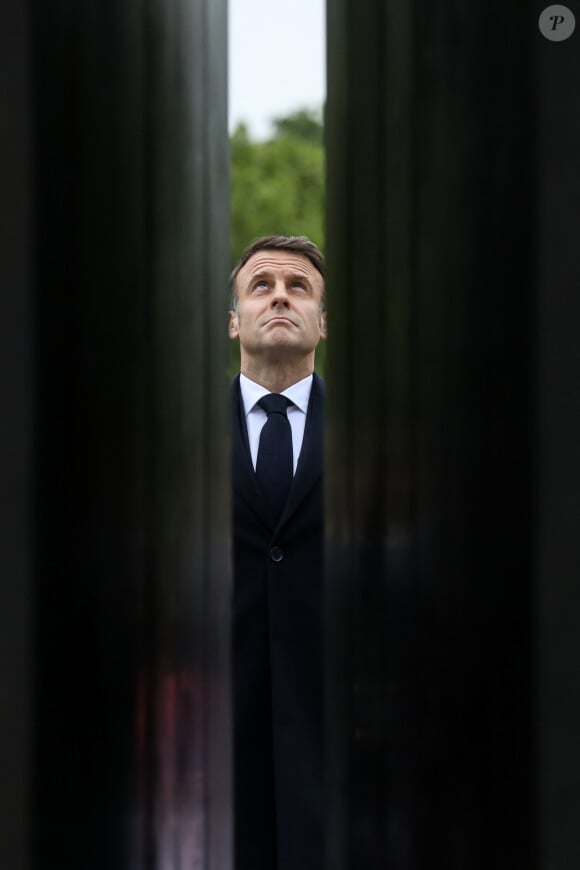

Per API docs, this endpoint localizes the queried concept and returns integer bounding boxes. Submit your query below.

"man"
[229,235,327,870]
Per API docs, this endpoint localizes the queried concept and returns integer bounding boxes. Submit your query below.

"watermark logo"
[538,5,576,40]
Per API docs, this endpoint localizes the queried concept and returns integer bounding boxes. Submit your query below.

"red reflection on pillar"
[134,668,206,867]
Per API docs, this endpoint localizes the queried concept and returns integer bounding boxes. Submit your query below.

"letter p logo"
[539,5,576,40]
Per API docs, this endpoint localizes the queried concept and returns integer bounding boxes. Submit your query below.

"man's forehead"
[240,249,322,281]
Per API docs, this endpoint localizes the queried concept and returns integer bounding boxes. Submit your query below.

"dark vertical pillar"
[0,0,230,868]
[535,19,580,870]
[0,2,34,868]
[325,1,579,868]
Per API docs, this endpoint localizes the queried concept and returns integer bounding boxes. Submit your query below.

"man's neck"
[240,357,314,394]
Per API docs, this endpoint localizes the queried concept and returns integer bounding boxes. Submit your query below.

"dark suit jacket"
[231,372,324,870]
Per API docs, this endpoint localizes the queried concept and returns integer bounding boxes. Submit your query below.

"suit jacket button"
[270,546,284,562]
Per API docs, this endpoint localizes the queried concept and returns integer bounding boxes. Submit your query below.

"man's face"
[229,249,327,363]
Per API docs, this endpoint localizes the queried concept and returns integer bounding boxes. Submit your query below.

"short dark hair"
[230,235,326,312]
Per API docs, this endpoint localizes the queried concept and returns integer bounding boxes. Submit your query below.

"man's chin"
[264,331,299,348]
[259,341,307,360]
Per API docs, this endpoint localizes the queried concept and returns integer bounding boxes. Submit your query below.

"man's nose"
[271,282,290,304]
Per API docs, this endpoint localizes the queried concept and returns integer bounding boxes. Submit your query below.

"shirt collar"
[239,372,313,417]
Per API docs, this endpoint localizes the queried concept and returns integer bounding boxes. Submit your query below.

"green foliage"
[271,107,324,145]
[229,108,326,377]
[230,109,324,265]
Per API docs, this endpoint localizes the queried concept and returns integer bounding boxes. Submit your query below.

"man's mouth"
[267,316,294,325]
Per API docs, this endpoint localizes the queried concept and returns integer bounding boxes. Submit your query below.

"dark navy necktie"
[255,393,293,523]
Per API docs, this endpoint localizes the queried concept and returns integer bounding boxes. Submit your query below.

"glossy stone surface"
[324,2,580,868]
[1,1,230,867]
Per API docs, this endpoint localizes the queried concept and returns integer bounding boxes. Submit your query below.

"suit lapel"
[232,374,275,530]
[275,372,324,532]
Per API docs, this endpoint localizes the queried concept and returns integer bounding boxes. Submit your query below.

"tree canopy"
[230,108,325,266]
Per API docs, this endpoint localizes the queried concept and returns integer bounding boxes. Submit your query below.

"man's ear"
[319,310,327,340]
[229,310,239,339]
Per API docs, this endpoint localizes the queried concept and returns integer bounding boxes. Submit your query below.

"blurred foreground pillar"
[325,2,579,869]
[1,0,230,868]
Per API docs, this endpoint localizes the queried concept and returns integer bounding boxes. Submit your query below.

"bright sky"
[228,0,326,140]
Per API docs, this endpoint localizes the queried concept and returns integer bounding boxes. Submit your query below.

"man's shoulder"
[312,371,325,397]
[230,373,241,398]
[230,374,242,424]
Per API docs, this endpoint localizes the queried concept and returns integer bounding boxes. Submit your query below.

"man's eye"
[292,282,306,291]
[254,281,268,291]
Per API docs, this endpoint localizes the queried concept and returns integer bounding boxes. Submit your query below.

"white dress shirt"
[239,373,313,474]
